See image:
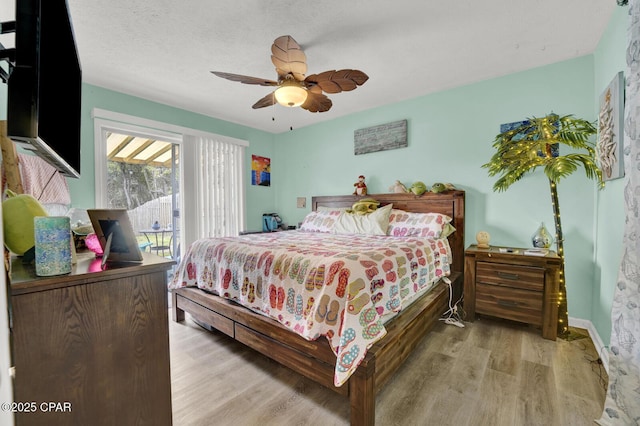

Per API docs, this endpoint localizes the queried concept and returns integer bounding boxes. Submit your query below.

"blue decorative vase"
[34,216,72,276]
[531,222,553,249]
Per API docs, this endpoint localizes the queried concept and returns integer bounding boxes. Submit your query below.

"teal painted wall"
[592,6,629,345]
[273,55,599,321]
[71,84,276,231]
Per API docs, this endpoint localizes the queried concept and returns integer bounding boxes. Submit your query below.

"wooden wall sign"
[354,119,407,155]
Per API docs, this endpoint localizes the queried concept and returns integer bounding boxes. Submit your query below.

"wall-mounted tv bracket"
[0,20,16,84]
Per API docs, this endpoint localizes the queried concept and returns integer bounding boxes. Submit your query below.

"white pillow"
[333,203,393,235]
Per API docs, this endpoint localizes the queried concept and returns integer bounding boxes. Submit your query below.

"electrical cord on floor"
[583,342,609,391]
[439,277,465,328]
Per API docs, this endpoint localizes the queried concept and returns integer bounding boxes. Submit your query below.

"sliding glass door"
[94,117,183,262]
[105,131,180,259]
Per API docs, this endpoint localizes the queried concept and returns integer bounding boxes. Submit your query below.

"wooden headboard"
[311,191,465,274]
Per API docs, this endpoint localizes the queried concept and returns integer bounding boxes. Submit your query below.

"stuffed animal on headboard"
[353,175,367,195]
[389,180,408,193]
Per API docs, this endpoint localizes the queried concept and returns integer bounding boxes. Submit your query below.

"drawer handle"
[497,271,519,280]
[497,300,519,307]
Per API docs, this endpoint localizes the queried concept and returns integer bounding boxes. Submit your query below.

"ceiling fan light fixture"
[211,36,367,114]
[274,83,308,107]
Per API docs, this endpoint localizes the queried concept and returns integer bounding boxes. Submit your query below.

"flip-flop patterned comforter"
[169,230,452,386]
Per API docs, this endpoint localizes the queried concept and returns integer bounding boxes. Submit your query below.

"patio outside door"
[104,131,181,261]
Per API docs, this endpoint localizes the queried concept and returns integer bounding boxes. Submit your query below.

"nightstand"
[464,244,561,340]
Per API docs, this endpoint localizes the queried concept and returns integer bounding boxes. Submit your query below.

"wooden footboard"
[172,271,462,426]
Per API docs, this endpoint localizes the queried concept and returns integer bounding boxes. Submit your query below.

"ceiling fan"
[211,35,369,113]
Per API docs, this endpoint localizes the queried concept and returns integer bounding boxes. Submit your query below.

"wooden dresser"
[9,252,175,426]
[463,245,561,340]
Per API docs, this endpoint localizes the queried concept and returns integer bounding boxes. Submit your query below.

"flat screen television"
[6,0,82,178]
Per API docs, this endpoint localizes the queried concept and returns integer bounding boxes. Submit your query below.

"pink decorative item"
[85,233,103,256]
[88,258,103,272]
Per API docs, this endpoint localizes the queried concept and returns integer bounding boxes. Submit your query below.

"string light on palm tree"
[482,113,604,339]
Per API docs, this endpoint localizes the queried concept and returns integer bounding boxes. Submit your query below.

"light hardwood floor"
[169,314,607,426]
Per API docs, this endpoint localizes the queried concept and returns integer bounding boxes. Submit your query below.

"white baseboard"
[569,316,609,374]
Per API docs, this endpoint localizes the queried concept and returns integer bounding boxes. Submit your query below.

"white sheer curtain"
[191,135,246,239]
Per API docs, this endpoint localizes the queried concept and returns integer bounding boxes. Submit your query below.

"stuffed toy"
[409,181,427,195]
[389,180,408,193]
[353,175,367,195]
[431,182,456,193]
[431,182,447,193]
[347,198,379,215]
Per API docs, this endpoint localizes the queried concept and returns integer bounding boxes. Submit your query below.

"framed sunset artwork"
[251,155,271,186]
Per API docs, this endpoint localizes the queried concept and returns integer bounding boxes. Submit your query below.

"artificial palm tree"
[482,113,604,339]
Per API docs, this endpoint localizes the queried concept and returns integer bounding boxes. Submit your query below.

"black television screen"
[7,0,82,178]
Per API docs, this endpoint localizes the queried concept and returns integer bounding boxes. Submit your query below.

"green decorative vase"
[531,222,553,249]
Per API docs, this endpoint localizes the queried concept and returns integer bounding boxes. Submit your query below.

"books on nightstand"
[524,248,549,256]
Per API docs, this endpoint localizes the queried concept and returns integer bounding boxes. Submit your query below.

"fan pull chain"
[271,100,296,131]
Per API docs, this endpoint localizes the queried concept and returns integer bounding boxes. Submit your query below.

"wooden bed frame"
[171,191,465,425]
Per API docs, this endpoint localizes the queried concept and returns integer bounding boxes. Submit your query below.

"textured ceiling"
[4,1,617,134]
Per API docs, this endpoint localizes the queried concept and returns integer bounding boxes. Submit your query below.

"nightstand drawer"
[464,245,560,340]
[476,283,543,325]
[476,262,544,292]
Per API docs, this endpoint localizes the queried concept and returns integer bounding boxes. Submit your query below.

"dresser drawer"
[476,283,543,325]
[476,262,544,292]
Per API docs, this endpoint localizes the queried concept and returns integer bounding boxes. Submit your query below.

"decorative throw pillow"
[387,209,454,238]
[333,203,393,235]
[299,209,343,233]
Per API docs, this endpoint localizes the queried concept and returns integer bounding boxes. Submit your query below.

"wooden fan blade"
[211,71,278,86]
[301,91,332,113]
[252,92,277,109]
[304,69,369,94]
[271,35,307,81]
